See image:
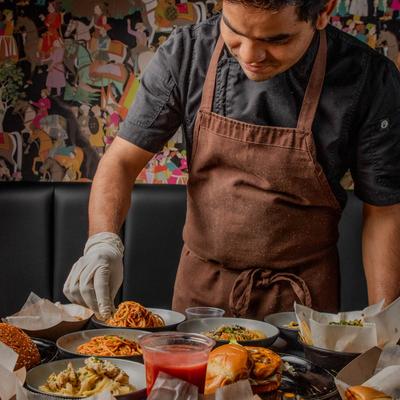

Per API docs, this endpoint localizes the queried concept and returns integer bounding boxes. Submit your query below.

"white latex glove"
[63,232,124,319]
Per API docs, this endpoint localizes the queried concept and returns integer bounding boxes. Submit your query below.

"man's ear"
[315,0,337,30]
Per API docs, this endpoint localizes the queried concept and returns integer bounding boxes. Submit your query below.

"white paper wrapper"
[295,297,400,353]
[364,297,400,348]
[147,372,199,400]
[0,342,26,400]
[335,345,400,399]
[2,292,93,341]
[147,373,261,400]
[309,319,377,353]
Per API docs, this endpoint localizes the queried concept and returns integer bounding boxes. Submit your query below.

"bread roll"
[205,343,250,394]
[345,386,393,400]
[0,323,41,370]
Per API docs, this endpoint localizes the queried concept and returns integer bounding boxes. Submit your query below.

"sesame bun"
[205,343,250,395]
[205,344,282,395]
[345,386,393,400]
[0,323,41,370]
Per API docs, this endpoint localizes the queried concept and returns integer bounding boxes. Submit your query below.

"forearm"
[88,137,154,236]
[88,157,133,235]
[362,203,400,305]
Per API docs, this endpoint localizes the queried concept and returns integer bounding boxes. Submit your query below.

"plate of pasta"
[91,301,185,331]
[177,317,279,347]
[26,356,146,399]
[56,329,148,361]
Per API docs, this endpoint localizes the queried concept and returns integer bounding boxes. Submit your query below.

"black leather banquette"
[0,183,367,318]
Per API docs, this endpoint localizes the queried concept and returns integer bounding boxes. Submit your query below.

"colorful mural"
[0,0,398,183]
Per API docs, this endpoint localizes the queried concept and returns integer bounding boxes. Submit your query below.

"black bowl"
[32,337,58,364]
[264,312,301,349]
[301,341,361,373]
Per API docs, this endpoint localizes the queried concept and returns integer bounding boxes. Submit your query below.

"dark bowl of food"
[177,317,279,347]
[301,341,361,373]
[264,312,301,349]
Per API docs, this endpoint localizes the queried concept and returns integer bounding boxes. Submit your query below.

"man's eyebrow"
[222,13,295,42]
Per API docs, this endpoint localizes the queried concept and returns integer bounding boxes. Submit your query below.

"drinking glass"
[139,331,215,394]
[185,307,225,320]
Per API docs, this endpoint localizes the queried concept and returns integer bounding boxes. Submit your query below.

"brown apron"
[173,30,342,319]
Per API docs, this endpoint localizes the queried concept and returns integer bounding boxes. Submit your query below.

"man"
[64,0,400,320]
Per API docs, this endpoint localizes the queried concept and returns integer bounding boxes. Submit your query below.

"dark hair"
[224,0,330,24]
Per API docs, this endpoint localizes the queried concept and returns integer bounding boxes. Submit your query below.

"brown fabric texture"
[173,30,342,319]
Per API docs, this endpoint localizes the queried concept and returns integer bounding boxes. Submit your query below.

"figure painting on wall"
[38,0,62,59]
[30,89,51,130]
[42,38,65,96]
[349,0,369,17]
[0,0,400,183]
[0,9,18,62]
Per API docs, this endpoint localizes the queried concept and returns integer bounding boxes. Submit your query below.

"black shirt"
[119,14,400,208]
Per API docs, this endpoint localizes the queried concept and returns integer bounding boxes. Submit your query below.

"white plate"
[26,357,146,399]
[177,317,279,347]
[91,308,185,331]
[56,329,149,361]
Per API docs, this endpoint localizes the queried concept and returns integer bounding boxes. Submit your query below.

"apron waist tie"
[229,268,313,317]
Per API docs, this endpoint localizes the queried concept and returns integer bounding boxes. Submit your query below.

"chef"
[64,0,400,319]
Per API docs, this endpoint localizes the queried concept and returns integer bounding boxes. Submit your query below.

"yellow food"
[329,319,364,327]
[107,301,164,328]
[39,357,135,396]
[284,321,299,330]
[204,325,266,341]
[77,335,142,357]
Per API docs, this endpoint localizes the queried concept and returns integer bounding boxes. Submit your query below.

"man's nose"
[238,39,266,64]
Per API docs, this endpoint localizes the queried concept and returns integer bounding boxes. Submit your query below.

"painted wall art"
[0,0,398,183]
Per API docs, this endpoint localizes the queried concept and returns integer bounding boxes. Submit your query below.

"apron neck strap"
[297,29,327,132]
[200,35,225,112]
[200,29,328,129]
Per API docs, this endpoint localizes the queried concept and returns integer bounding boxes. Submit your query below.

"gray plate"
[26,357,146,400]
[91,308,185,332]
[56,329,149,361]
[264,312,301,349]
[177,317,279,347]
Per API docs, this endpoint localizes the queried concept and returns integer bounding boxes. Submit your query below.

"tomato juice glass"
[138,332,215,394]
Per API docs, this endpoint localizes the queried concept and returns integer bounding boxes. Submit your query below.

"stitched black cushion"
[0,182,367,317]
[122,184,186,308]
[0,183,53,317]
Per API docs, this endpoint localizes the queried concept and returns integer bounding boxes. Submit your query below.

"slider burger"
[205,343,282,396]
[345,386,393,400]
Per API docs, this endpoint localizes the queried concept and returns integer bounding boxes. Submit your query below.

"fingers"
[94,265,113,319]
[63,258,86,306]
[79,272,100,315]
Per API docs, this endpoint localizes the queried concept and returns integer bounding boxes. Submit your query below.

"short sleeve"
[118,31,183,153]
[350,57,400,206]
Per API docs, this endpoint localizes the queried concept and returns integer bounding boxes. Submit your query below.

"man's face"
[221,2,317,81]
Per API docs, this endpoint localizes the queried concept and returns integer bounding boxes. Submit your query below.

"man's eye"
[268,39,290,45]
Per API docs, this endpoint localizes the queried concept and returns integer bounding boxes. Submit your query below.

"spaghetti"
[107,301,165,328]
[77,335,142,357]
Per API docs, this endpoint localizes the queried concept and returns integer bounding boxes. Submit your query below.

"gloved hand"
[63,232,124,319]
